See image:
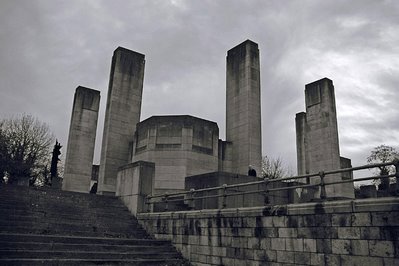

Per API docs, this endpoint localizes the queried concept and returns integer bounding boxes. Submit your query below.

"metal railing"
[145,160,399,212]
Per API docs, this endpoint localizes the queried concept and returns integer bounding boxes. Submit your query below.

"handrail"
[145,160,399,210]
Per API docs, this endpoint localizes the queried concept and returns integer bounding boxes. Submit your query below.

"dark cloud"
[0,0,398,173]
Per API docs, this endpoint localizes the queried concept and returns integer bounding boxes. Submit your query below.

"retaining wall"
[137,197,399,266]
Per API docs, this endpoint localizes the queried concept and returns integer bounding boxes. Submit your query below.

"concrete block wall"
[138,197,399,266]
[116,161,155,215]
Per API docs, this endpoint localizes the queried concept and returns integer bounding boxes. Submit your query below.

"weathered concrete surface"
[226,40,262,176]
[138,197,399,266]
[305,78,341,180]
[218,140,233,172]
[63,86,100,193]
[296,78,354,199]
[116,161,155,215]
[295,112,308,183]
[98,47,145,195]
[132,115,219,194]
[295,112,307,175]
[340,156,353,180]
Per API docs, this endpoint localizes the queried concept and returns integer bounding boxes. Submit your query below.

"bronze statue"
[50,140,62,184]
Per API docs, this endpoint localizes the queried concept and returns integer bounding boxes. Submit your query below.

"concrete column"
[295,112,308,181]
[63,86,100,193]
[98,47,145,195]
[116,161,155,215]
[226,40,262,175]
[304,78,353,198]
[340,156,353,180]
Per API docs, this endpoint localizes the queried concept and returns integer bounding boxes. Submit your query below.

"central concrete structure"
[98,47,145,195]
[124,40,263,194]
[226,40,262,175]
[131,116,219,193]
[65,40,263,195]
[64,40,357,203]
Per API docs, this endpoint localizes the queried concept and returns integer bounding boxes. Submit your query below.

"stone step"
[0,211,130,222]
[0,221,143,234]
[0,258,185,266]
[0,191,120,200]
[0,250,180,260]
[0,189,121,205]
[0,202,126,211]
[0,209,132,221]
[0,233,163,245]
[0,185,190,265]
[0,226,150,239]
[0,185,102,196]
[0,197,121,206]
[0,214,141,226]
[0,204,124,211]
[0,241,175,253]
[0,195,117,205]
[1,212,139,224]
[0,206,134,220]
[0,190,120,199]
[0,220,148,235]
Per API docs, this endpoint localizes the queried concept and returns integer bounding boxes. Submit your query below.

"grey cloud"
[0,0,398,171]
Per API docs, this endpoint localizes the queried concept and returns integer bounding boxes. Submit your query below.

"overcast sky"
[0,0,398,174]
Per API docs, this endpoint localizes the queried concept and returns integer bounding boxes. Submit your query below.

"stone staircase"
[0,185,190,265]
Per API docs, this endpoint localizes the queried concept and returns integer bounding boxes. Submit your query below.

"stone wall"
[138,197,399,266]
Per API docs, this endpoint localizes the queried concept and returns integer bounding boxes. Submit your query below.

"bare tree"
[367,145,399,189]
[0,114,54,184]
[0,123,9,183]
[261,155,292,179]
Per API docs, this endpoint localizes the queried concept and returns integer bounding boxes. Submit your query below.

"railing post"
[189,188,195,209]
[263,177,270,205]
[145,195,151,213]
[222,184,227,209]
[319,171,327,200]
[394,159,399,195]
[163,192,169,211]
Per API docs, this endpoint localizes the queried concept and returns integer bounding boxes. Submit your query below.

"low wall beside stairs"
[137,197,399,266]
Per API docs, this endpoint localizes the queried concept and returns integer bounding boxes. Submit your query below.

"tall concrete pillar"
[226,40,262,175]
[304,78,353,198]
[295,112,308,181]
[98,47,145,195]
[63,86,100,193]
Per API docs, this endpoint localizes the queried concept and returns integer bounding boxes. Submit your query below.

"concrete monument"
[68,40,263,196]
[296,78,354,198]
[97,47,145,195]
[225,40,262,175]
[63,86,100,193]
